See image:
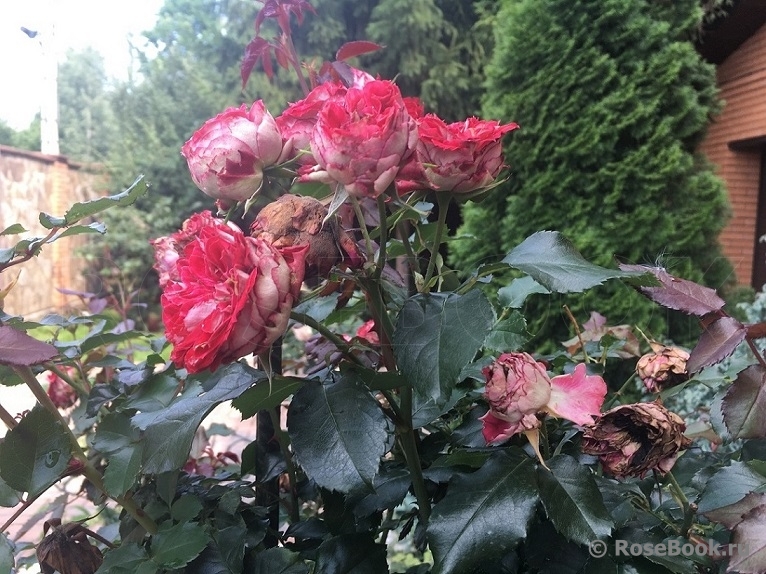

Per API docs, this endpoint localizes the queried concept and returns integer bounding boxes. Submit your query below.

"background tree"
[451,0,734,350]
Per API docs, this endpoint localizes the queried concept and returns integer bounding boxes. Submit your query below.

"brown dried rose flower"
[636,342,690,393]
[251,194,362,279]
[581,402,692,479]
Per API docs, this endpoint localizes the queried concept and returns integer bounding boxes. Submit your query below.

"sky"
[0,0,164,130]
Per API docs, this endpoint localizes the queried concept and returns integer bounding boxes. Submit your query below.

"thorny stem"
[0,403,17,430]
[350,195,375,263]
[665,471,694,537]
[268,408,300,524]
[746,337,766,370]
[422,193,451,292]
[604,374,637,410]
[289,311,365,367]
[14,365,158,535]
[563,305,590,363]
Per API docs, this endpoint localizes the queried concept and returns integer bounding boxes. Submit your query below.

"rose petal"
[546,363,607,425]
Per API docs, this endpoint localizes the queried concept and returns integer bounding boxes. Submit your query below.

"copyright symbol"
[588,540,607,558]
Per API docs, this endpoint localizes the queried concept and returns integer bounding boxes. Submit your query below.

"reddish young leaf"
[241,37,275,87]
[686,316,747,374]
[618,264,725,316]
[0,325,57,366]
[335,41,383,62]
[722,364,766,439]
[703,492,766,529]
[729,504,766,574]
[254,0,316,36]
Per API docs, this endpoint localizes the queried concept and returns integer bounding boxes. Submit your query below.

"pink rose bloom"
[480,353,607,445]
[411,114,519,193]
[181,101,284,202]
[157,214,307,374]
[276,81,347,165]
[306,80,417,199]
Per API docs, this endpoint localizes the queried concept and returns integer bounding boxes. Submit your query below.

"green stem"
[289,311,365,367]
[350,195,374,263]
[362,280,397,372]
[398,385,431,524]
[665,471,694,537]
[395,221,420,279]
[604,374,637,409]
[375,196,388,280]
[268,408,300,523]
[14,365,158,534]
[422,193,451,292]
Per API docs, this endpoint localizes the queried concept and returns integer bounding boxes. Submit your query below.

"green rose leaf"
[483,310,528,353]
[502,231,645,293]
[314,533,388,574]
[0,534,13,574]
[252,547,309,574]
[393,290,494,405]
[537,455,613,545]
[287,375,392,493]
[697,461,766,514]
[231,375,302,419]
[39,175,148,229]
[497,275,550,308]
[150,522,210,569]
[103,443,144,497]
[428,450,539,574]
[56,222,107,238]
[131,363,261,474]
[0,406,72,497]
[96,543,155,574]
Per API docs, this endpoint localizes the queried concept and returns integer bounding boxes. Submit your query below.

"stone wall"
[0,145,106,319]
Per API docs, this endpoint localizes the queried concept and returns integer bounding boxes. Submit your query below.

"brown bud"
[581,401,692,479]
[251,194,362,280]
[636,342,690,393]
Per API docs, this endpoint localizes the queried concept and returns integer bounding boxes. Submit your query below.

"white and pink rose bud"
[181,100,285,202]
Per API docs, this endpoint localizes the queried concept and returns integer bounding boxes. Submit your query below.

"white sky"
[0,0,164,130]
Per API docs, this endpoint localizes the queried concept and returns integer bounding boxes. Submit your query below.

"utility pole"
[21,13,59,156]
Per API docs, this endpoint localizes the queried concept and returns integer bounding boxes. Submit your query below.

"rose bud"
[157,213,307,374]
[409,114,519,194]
[181,100,284,202]
[580,402,693,479]
[636,342,690,392]
[251,194,362,279]
[305,80,417,199]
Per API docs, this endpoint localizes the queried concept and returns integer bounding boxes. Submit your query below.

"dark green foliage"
[452,0,734,348]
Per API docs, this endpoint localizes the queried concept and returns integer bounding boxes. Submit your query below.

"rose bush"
[4,2,766,574]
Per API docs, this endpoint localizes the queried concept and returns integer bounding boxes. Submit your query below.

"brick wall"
[699,21,766,288]
[0,145,105,318]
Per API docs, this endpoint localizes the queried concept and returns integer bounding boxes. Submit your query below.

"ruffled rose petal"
[546,363,607,426]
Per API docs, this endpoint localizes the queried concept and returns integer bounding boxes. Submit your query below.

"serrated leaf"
[497,275,550,308]
[729,504,766,573]
[483,311,528,353]
[0,533,13,574]
[393,290,494,406]
[336,40,383,61]
[0,475,21,507]
[55,222,107,238]
[103,443,144,497]
[353,467,412,517]
[314,534,388,574]
[428,450,539,574]
[618,264,725,316]
[131,363,261,474]
[150,522,209,569]
[287,375,391,493]
[0,406,72,496]
[0,325,57,366]
[96,543,153,574]
[697,461,766,513]
[0,365,25,386]
[503,231,643,293]
[0,224,25,236]
[251,547,309,574]
[536,455,613,545]
[171,495,204,522]
[722,365,766,439]
[686,316,747,374]
[703,492,766,528]
[231,375,301,419]
[41,176,148,228]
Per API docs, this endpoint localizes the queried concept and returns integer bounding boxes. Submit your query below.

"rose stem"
[266,407,300,524]
[665,471,694,537]
[397,385,431,524]
[603,374,637,409]
[289,311,365,367]
[0,403,17,430]
[13,365,158,535]
[395,220,420,280]
[745,337,766,370]
[422,193,451,292]
[350,195,375,263]
[562,305,590,363]
[374,196,388,280]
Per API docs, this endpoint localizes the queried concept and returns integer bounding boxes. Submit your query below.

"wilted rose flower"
[46,369,78,410]
[306,80,417,198]
[405,114,519,194]
[480,354,607,446]
[636,342,690,393]
[581,402,693,479]
[182,100,284,202]
[157,214,307,374]
[561,311,641,359]
[251,194,362,279]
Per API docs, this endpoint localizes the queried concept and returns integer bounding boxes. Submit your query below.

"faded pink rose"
[480,353,607,446]
[157,214,307,374]
[406,115,519,194]
[182,101,284,202]
[305,80,417,198]
[276,81,347,165]
[636,342,690,393]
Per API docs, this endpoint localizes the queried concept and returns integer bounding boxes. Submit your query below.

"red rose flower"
[181,101,285,202]
[157,214,307,373]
